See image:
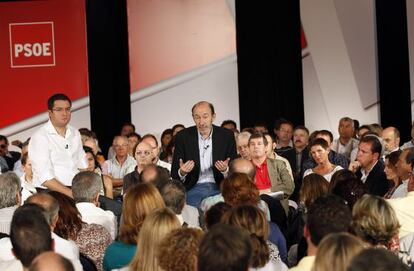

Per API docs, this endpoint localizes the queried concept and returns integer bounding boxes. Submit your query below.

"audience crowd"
[1,93,414,271]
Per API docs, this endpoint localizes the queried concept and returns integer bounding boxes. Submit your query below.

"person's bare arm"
[42,179,73,198]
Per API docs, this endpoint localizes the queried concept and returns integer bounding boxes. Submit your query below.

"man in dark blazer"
[349,135,390,196]
[171,101,237,207]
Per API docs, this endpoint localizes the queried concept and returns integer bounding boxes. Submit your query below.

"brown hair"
[299,173,329,208]
[48,191,82,240]
[222,205,269,268]
[157,228,204,271]
[118,183,165,244]
[221,173,260,207]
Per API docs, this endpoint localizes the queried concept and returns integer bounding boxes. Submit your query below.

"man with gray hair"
[0,172,21,235]
[160,180,200,228]
[72,171,117,239]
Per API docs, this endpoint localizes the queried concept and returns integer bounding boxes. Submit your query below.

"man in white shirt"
[0,172,21,235]
[141,134,171,171]
[393,148,414,198]
[28,93,88,198]
[103,136,136,192]
[72,171,117,240]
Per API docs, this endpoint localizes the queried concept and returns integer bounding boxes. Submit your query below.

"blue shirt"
[103,241,137,271]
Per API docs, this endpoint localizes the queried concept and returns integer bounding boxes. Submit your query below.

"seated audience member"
[328,169,358,192]
[330,176,367,210]
[221,119,238,133]
[352,194,409,263]
[302,130,349,172]
[278,126,309,179]
[103,183,165,271]
[402,123,414,150]
[236,131,252,160]
[24,193,82,270]
[160,180,200,228]
[382,127,401,156]
[264,133,294,180]
[0,172,21,235]
[19,153,37,202]
[274,119,294,155]
[162,138,175,164]
[0,204,52,271]
[198,224,252,271]
[254,121,269,134]
[221,205,288,271]
[289,195,352,271]
[393,148,414,198]
[299,174,329,210]
[126,132,141,157]
[303,138,343,182]
[312,233,365,271]
[349,135,389,196]
[384,150,403,198]
[82,129,105,165]
[30,252,74,271]
[0,135,21,171]
[286,174,329,253]
[49,191,111,271]
[369,123,383,137]
[204,202,231,230]
[159,129,173,161]
[107,122,136,160]
[356,125,371,140]
[387,175,414,239]
[83,146,113,199]
[157,228,204,271]
[72,171,117,240]
[171,124,185,137]
[141,134,171,171]
[332,117,359,162]
[12,139,30,178]
[249,133,294,214]
[347,248,409,271]
[103,136,136,194]
[200,172,270,222]
[124,208,181,271]
[122,141,156,193]
[139,164,170,185]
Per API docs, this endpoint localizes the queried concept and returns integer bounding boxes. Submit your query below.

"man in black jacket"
[349,135,389,196]
[171,101,237,208]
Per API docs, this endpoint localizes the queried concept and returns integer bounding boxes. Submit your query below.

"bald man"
[30,252,74,271]
[382,127,400,156]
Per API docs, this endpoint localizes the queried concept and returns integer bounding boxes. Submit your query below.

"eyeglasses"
[114,144,128,148]
[136,150,152,156]
[52,107,72,113]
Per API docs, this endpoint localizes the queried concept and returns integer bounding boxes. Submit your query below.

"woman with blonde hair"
[222,205,287,271]
[103,183,165,270]
[124,208,181,271]
[352,194,400,249]
[351,195,411,265]
[311,233,365,271]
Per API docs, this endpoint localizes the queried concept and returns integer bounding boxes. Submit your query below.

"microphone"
[65,144,68,149]
[203,145,210,150]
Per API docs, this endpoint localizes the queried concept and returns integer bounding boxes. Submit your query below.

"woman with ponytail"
[222,205,288,271]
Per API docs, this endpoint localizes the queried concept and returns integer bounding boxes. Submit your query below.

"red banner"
[0,0,88,128]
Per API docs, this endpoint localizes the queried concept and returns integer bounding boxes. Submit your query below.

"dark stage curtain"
[86,0,131,155]
[376,0,412,142]
[235,0,304,132]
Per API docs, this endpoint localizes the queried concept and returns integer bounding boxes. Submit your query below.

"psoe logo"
[9,22,55,68]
